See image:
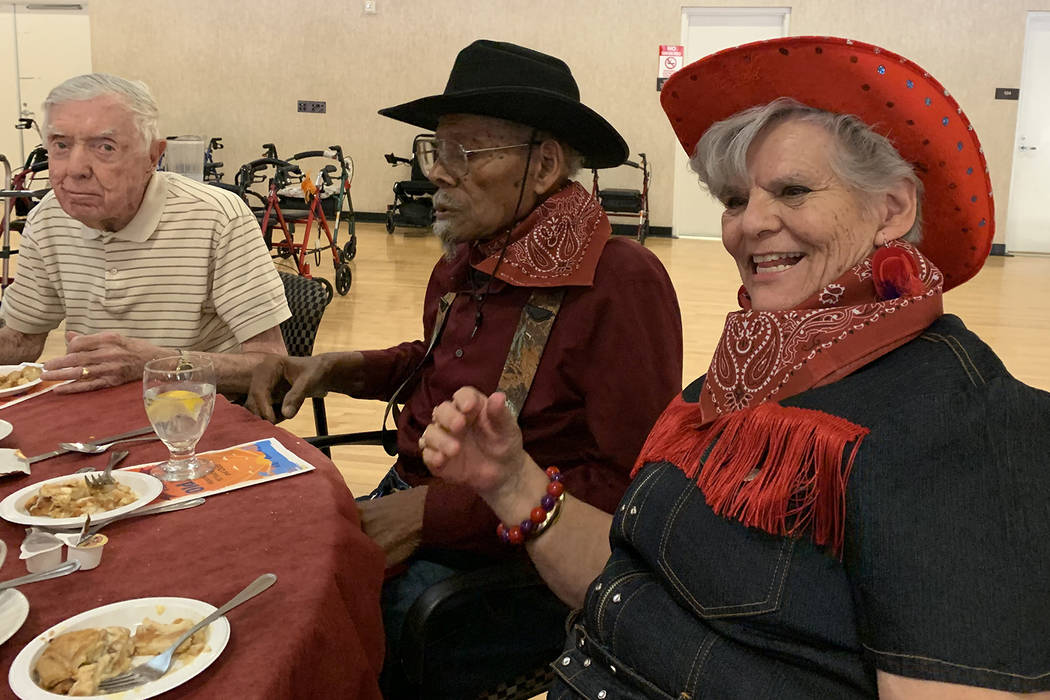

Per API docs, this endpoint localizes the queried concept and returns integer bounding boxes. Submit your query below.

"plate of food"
[0,471,163,528]
[8,596,230,698]
[0,364,44,399]
[0,589,30,645]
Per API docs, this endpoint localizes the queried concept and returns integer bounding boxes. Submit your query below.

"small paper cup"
[25,545,62,573]
[66,534,107,570]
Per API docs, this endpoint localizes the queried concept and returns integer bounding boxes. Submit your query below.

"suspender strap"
[380,287,566,455]
[496,287,566,417]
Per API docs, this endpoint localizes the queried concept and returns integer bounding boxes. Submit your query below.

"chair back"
[409,133,433,183]
[279,272,329,357]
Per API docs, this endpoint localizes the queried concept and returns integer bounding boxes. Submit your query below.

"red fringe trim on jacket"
[635,397,868,556]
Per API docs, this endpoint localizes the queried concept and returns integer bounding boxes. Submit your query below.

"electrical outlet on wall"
[297,100,326,114]
[364,0,377,14]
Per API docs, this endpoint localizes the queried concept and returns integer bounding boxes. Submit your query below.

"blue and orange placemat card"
[122,438,315,504]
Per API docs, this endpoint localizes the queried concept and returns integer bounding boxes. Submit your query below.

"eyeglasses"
[415,137,537,180]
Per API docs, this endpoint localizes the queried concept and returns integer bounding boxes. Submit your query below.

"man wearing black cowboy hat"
[247,39,682,694]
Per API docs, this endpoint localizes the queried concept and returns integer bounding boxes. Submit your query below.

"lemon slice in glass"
[146,389,205,424]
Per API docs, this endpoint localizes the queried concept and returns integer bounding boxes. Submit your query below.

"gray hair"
[498,120,581,180]
[43,73,161,150]
[522,127,582,180]
[690,97,924,243]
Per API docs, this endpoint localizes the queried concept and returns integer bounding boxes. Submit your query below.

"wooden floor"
[36,222,1050,496]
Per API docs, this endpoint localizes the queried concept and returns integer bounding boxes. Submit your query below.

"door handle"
[1019,145,1038,151]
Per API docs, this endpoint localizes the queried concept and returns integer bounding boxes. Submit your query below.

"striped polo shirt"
[1,171,291,353]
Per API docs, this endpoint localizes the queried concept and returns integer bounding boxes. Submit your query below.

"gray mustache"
[432,192,458,211]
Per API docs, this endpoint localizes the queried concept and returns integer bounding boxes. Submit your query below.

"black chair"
[307,424,567,700]
[399,559,564,699]
[278,272,332,450]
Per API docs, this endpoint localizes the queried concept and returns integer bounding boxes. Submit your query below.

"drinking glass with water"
[143,353,216,481]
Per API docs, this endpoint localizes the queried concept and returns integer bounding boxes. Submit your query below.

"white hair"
[43,73,160,150]
[691,97,924,243]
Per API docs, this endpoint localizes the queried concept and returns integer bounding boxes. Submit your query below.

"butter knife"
[26,425,156,464]
[76,497,207,544]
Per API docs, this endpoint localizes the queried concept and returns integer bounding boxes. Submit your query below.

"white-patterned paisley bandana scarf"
[472,180,609,287]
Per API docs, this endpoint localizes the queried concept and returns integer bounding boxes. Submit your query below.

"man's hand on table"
[357,486,427,569]
[43,331,166,394]
[245,355,332,423]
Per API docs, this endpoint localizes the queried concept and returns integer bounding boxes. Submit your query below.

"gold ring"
[81,367,90,378]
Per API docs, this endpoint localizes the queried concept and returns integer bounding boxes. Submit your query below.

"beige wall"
[87,0,1048,244]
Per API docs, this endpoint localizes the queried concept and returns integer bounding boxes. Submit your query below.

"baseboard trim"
[355,211,388,224]
[610,223,672,238]
[990,243,1007,256]
[353,213,674,239]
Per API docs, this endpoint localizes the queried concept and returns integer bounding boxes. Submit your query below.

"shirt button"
[561,656,571,666]
[454,348,463,358]
[107,268,118,277]
[583,658,591,667]
[598,691,607,699]
[612,594,622,603]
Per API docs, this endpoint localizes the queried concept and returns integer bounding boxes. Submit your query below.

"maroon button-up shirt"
[356,237,683,558]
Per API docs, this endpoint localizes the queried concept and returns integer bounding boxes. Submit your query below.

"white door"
[671,8,789,239]
[0,6,20,170]
[14,3,92,160]
[1005,12,1050,254]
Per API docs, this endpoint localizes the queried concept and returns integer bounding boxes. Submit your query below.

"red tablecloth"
[0,382,385,699]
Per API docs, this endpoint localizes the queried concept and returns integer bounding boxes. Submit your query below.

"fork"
[84,450,128,488]
[97,573,277,693]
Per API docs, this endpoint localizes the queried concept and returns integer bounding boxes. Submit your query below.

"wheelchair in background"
[591,152,651,245]
[383,133,437,234]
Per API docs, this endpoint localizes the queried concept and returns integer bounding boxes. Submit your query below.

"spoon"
[58,435,159,454]
[0,560,81,593]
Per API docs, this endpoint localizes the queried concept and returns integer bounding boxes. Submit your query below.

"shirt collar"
[80,171,167,243]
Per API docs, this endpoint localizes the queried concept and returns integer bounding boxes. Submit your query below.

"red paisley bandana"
[701,241,943,422]
[473,181,610,287]
[637,242,944,555]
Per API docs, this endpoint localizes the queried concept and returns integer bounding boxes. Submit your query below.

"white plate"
[0,589,30,645]
[0,364,44,399]
[0,420,12,441]
[0,471,164,528]
[9,596,229,699]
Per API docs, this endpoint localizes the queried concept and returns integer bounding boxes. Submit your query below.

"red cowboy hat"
[661,36,994,291]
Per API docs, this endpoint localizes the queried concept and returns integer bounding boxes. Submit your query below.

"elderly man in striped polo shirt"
[0,74,290,394]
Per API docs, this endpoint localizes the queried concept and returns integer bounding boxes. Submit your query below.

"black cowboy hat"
[379,40,628,169]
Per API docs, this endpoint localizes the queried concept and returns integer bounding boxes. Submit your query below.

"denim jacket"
[550,314,1050,698]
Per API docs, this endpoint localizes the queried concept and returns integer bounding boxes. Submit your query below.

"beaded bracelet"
[496,466,566,545]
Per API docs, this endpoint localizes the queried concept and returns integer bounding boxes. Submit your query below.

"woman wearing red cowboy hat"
[420,37,1050,698]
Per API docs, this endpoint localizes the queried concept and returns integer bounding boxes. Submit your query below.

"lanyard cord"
[469,129,539,339]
